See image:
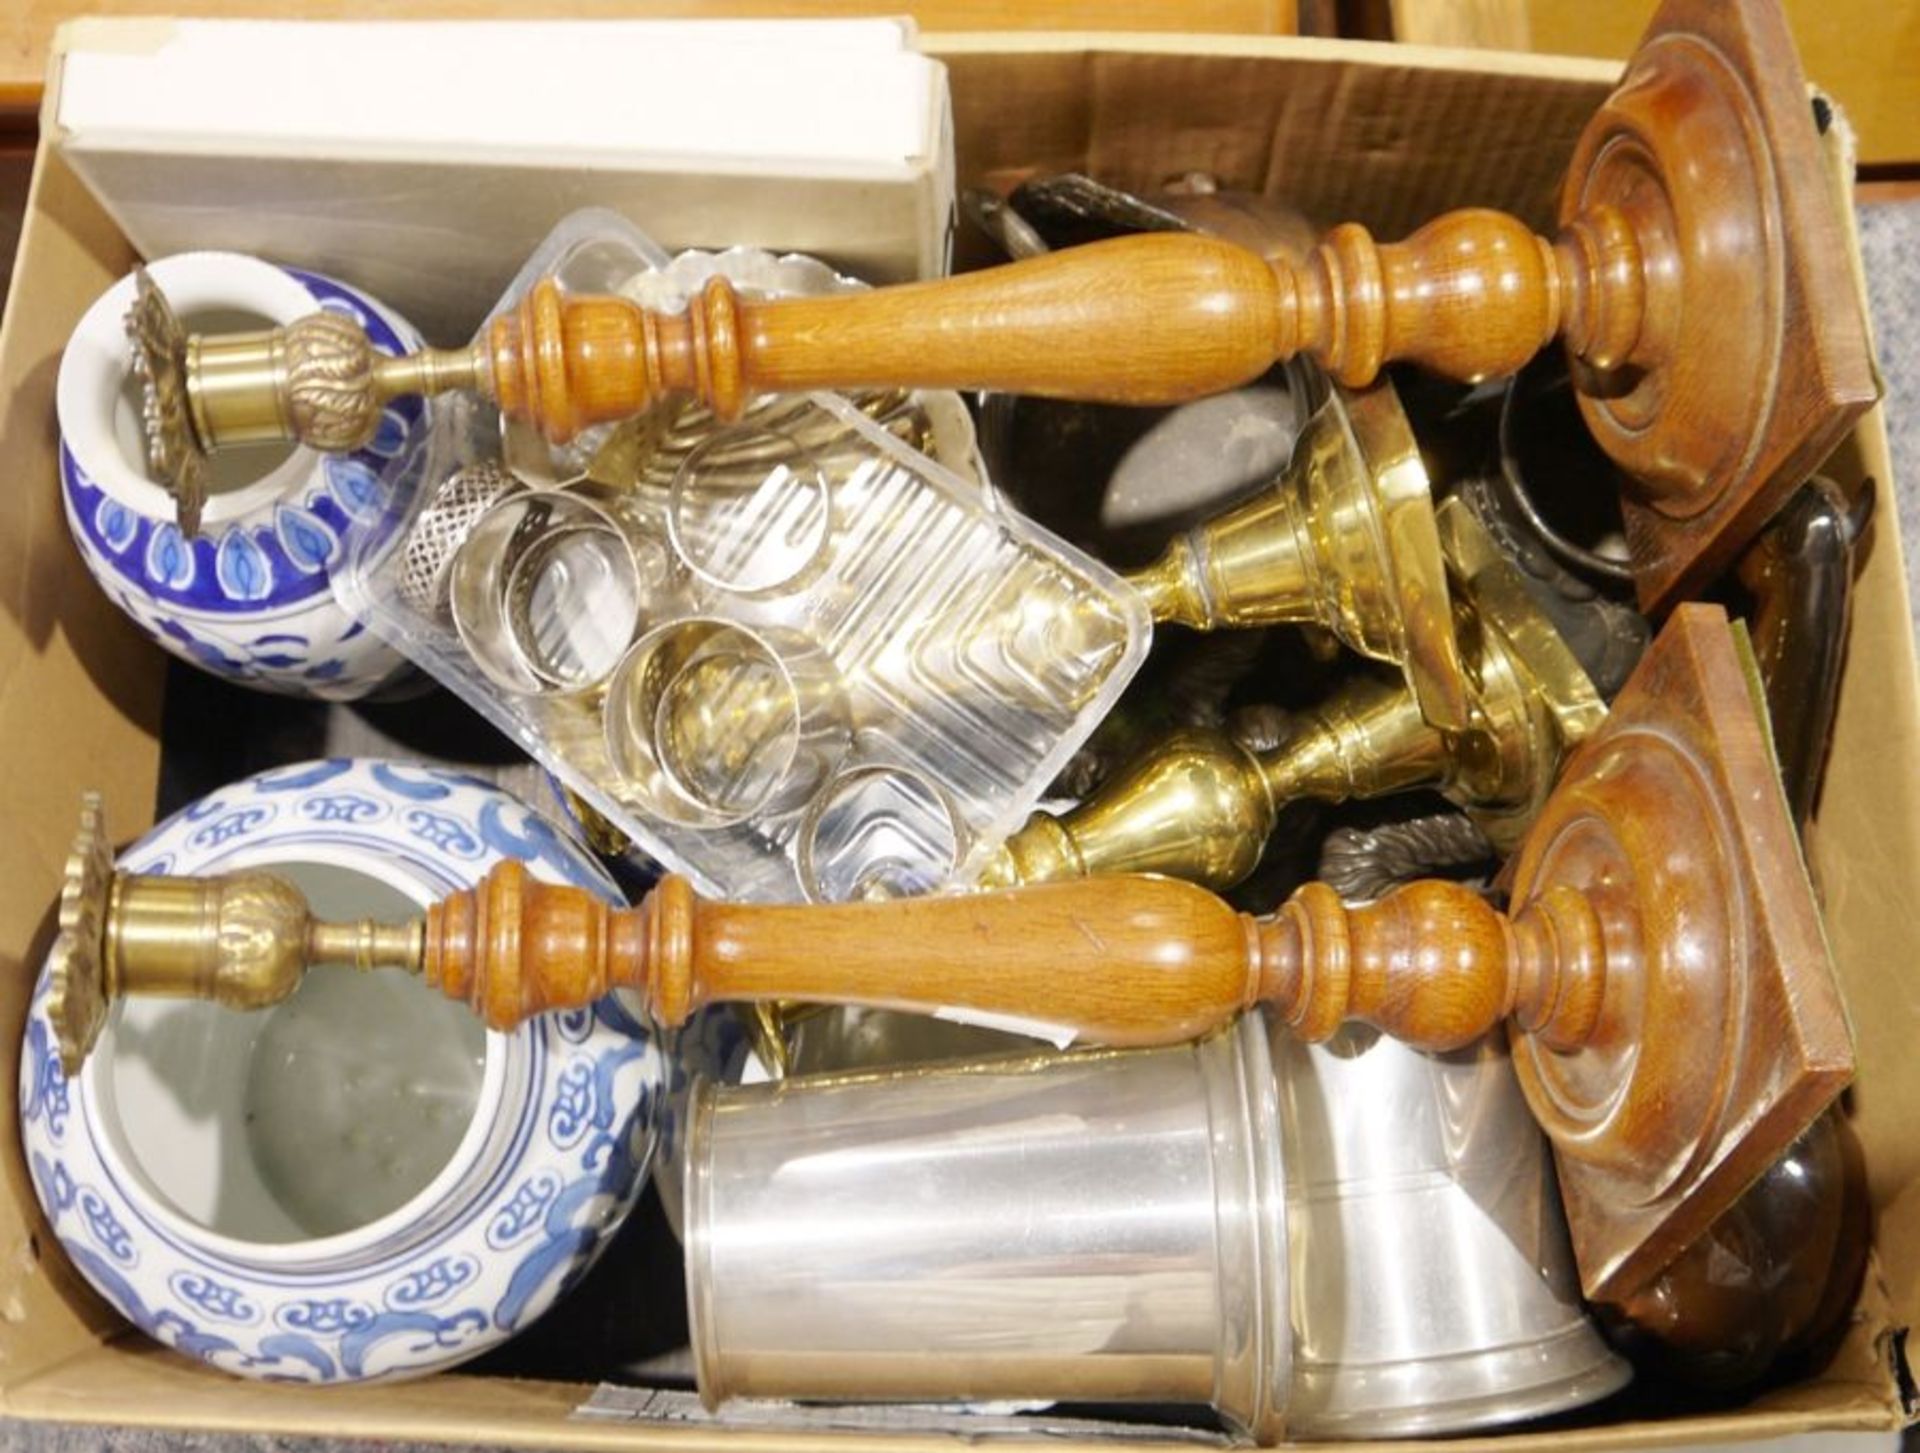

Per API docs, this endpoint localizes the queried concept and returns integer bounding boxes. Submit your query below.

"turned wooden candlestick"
[146,0,1870,602]
[389,603,1850,1301]
[58,612,1846,1302]
[465,0,1872,608]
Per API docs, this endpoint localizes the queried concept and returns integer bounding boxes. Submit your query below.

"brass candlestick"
[982,500,1604,892]
[1123,367,1468,729]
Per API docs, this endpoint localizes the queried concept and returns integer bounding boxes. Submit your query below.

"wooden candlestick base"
[1557,1,1877,607]
[1494,604,1849,1299]
[402,603,1849,1302]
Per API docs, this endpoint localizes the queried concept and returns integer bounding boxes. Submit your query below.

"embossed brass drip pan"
[48,795,424,1076]
[126,265,481,536]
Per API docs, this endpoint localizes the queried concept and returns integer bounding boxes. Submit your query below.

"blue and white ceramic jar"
[534,773,750,1244]
[18,759,667,1383]
[57,254,426,699]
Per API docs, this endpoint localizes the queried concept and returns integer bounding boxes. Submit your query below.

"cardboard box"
[0,22,1916,1449]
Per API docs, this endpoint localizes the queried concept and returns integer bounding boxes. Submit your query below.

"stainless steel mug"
[1276,1027,1629,1436]
[687,1016,1291,1440]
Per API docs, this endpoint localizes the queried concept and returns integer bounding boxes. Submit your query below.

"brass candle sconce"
[124,0,1873,609]
[981,500,1603,892]
[51,605,1851,1305]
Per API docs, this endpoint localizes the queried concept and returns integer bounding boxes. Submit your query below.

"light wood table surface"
[1391,0,1920,168]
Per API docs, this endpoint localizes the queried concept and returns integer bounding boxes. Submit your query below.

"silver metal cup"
[686,1016,1291,1441]
[1275,1028,1630,1437]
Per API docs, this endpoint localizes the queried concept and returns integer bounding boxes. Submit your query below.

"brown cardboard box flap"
[0,143,160,1393]
[929,34,1618,240]
[0,1340,1903,1449]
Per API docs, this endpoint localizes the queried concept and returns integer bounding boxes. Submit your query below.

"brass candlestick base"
[1127,369,1470,731]
[47,795,423,1076]
[983,501,1604,892]
[1437,498,1610,849]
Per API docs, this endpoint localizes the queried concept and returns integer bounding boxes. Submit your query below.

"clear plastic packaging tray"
[338,209,1149,902]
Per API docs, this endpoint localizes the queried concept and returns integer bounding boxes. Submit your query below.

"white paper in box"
[48,17,955,339]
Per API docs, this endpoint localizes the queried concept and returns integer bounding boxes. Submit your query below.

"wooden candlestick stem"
[486,212,1638,433]
[420,859,1615,1056]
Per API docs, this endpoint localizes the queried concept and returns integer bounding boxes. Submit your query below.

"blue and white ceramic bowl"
[19,759,667,1383]
[57,253,426,699]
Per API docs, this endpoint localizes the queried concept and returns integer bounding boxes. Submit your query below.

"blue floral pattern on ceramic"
[527,766,724,1237]
[60,265,428,701]
[19,760,668,1383]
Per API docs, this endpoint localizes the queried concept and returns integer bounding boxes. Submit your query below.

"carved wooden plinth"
[1496,604,1850,1299]
[1559,0,1877,606]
